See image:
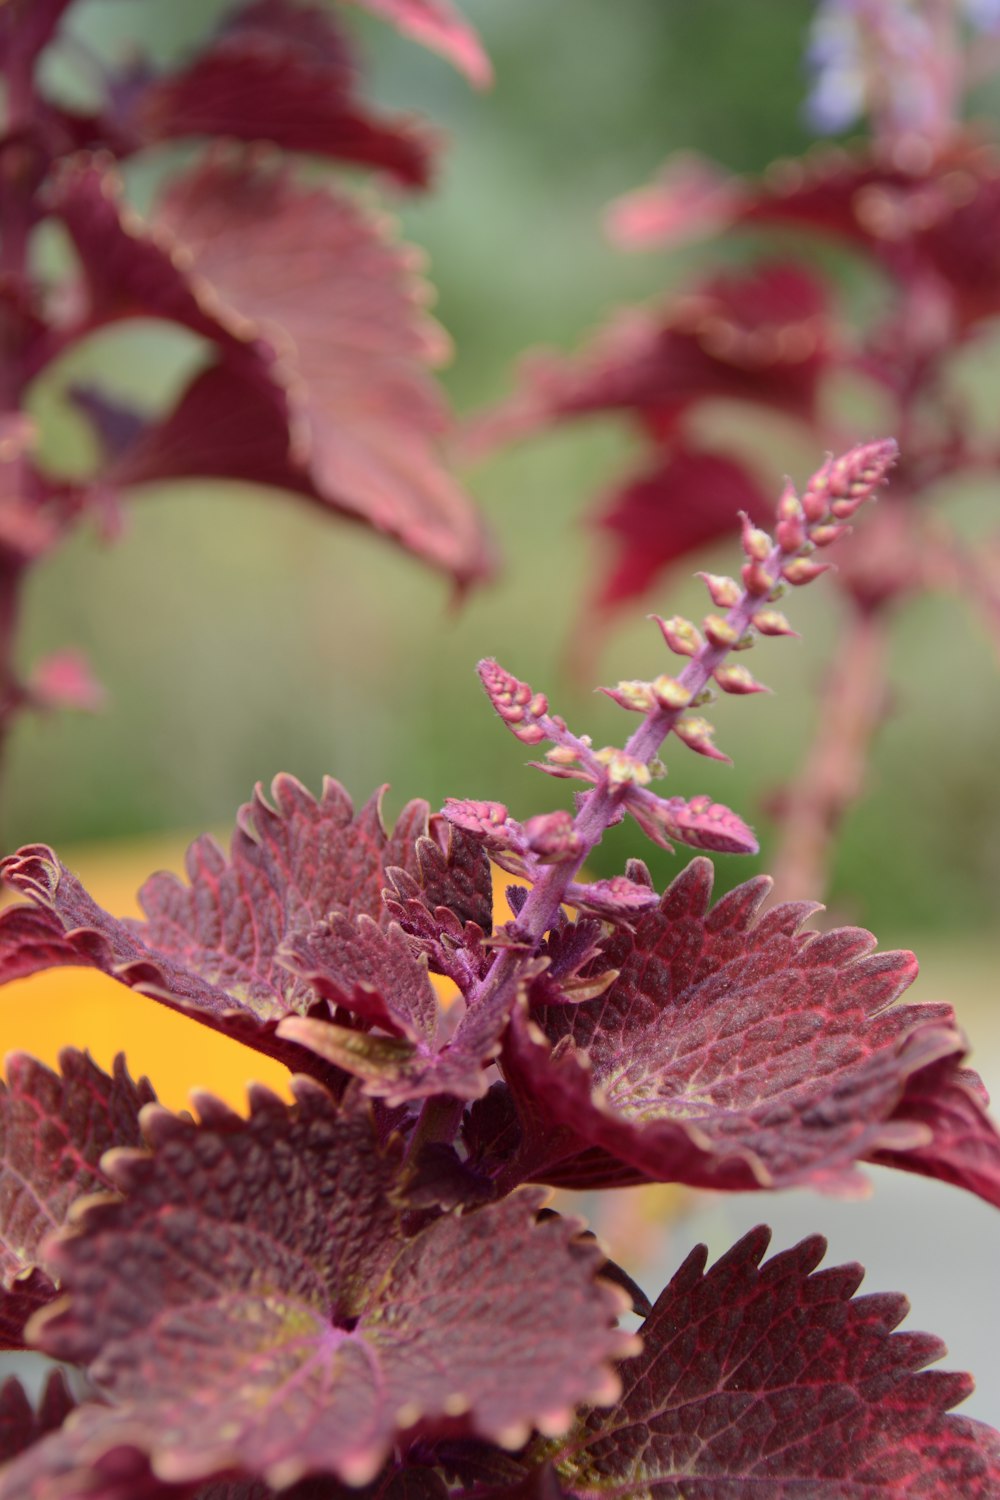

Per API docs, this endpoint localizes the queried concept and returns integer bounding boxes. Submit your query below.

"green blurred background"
[12,0,1000,938]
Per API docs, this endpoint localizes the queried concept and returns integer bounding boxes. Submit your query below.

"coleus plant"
[0,0,492,776]
[1,440,1000,1496]
[473,0,1000,900]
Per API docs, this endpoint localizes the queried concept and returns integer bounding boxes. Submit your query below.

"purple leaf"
[625,787,760,855]
[53,153,493,587]
[274,813,497,1100]
[503,858,1000,1198]
[133,0,436,185]
[20,1084,629,1493]
[0,778,433,1071]
[553,1226,1000,1497]
[562,875,660,921]
[0,1050,153,1347]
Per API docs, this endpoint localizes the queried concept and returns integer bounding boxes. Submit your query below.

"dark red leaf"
[620,138,1000,335]
[0,778,433,1072]
[590,445,773,611]
[0,1050,153,1347]
[17,1084,628,1493]
[0,1371,73,1465]
[346,0,492,87]
[54,154,492,586]
[275,928,505,1101]
[135,0,436,186]
[502,858,1000,1199]
[475,260,832,452]
[552,1226,1000,1497]
[871,1058,1000,1206]
[0,0,75,67]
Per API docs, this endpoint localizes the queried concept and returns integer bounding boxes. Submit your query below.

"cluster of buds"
[469,440,898,923]
[476,661,554,746]
[645,439,899,766]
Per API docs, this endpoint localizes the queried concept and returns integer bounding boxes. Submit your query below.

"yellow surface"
[0,835,509,1114]
[1,834,294,1112]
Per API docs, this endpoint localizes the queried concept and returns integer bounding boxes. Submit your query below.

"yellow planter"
[0,836,507,1114]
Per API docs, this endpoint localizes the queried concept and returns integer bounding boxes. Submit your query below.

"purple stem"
[448,533,802,1054]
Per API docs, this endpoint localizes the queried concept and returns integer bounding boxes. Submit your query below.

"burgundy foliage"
[1,441,999,1495]
[0,0,491,775]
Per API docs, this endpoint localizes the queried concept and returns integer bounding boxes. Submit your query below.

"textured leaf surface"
[0,1050,153,1347]
[25,1084,628,1492]
[503,859,1000,1197]
[553,1227,1000,1498]
[0,778,430,1067]
[55,155,491,585]
[136,0,435,184]
[347,0,491,86]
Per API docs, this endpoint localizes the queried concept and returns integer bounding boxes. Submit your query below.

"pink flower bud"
[673,715,732,763]
[810,523,852,548]
[593,747,653,788]
[775,514,808,552]
[651,614,702,656]
[741,514,773,561]
[652,674,692,710]
[714,665,770,695]
[781,557,832,586]
[478,658,551,745]
[600,680,655,712]
[697,572,741,608]
[523,811,584,864]
[776,482,802,522]
[703,613,740,649]
[741,561,777,596]
[443,799,527,856]
[752,608,798,637]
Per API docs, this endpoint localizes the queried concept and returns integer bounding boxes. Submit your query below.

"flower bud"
[594,747,652,787]
[703,613,741,649]
[673,716,732,763]
[651,614,702,656]
[741,515,773,561]
[697,572,741,608]
[775,514,807,552]
[742,560,776,596]
[478,659,551,744]
[752,608,797,637]
[600,680,655,713]
[810,523,851,548]
[781,557,832,586]
[523,811,584,864]
[714,664,769,694]
[651,674,692,710]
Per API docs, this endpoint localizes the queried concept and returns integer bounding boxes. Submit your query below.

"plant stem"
[769,605,889,904]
